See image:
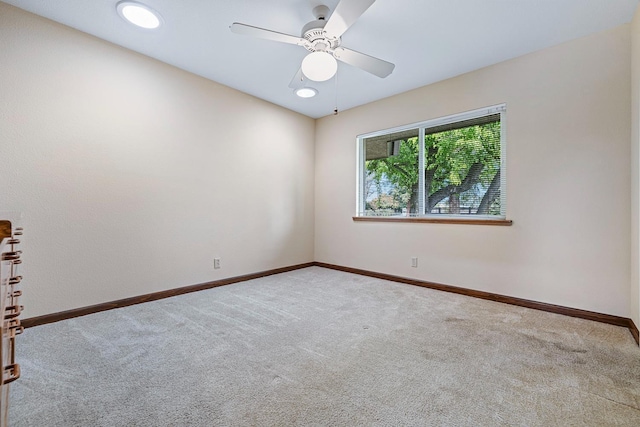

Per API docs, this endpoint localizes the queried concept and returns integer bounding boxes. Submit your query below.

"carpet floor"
[10,267,640,426]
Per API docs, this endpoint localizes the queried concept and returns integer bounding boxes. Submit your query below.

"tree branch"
[427,162,484,212]
[390,163,411,180]
[476,170,500,215]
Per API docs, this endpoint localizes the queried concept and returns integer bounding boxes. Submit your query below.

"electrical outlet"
[214,258,221,269]
[411,257,418,268]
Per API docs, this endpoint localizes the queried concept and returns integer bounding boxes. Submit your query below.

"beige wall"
[315,25,632,317]
[632,8,640,328]
[1,3,636,321]
[0,4,316,318]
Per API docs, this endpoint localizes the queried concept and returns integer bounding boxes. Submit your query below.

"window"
[357,105,506,221]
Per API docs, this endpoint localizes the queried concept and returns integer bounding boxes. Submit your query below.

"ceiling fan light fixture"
[295,87,318,98]
[117,1,162,29]
[301,52,338,82]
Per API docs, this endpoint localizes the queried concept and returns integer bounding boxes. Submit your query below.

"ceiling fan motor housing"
[301,5,340,53]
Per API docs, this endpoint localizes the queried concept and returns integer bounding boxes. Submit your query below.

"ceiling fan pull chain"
[334,69,339,115]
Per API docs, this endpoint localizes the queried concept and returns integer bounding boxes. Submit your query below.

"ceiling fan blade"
[333,47,395,78]
[323,0,376,39]
[230,23,305,46]
[288,68,305,89]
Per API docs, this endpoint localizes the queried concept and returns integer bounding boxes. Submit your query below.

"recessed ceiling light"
[116,1,162,29]
[295,87,318,98]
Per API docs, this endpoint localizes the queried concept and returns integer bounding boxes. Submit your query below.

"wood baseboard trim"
[629,319,640,346]
[21,262,315,328]
[314,262,640,346]
[22,260,640,346]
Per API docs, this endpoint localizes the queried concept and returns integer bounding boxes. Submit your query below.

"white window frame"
[356,104,507,220]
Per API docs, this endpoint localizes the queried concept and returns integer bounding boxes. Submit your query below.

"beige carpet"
[10,267,640,426]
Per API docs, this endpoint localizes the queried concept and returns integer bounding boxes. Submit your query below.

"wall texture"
[1,3,635,322]
[632,9,640,327]
[315,25,632,317]
[0,4,316,318]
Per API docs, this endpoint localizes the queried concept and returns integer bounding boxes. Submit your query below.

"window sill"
[352,216,513,226]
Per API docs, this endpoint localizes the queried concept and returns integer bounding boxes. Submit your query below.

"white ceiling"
[3,0,639,118]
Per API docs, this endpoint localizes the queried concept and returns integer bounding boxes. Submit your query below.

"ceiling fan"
[230,0,395,88]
